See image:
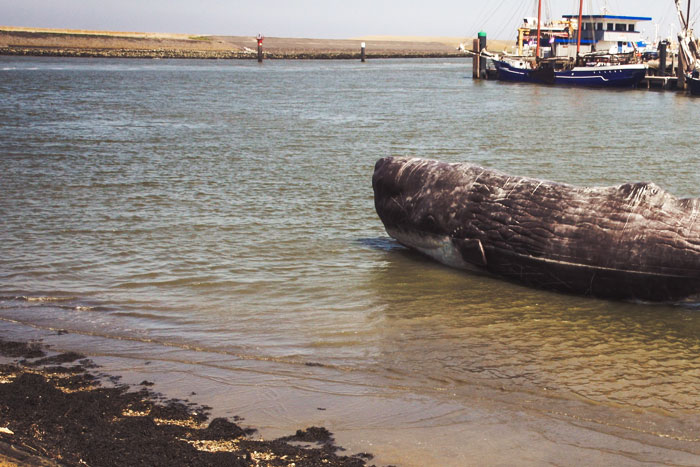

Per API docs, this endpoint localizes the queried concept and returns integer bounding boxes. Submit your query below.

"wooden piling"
[678,50,687,90]
[361,42,366,62]
[659,40,667,77]
[478,32,487,79]
[472,39,480,79]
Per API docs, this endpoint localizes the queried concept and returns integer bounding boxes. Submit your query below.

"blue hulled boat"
[488,0,650,89]
[493,57,647,87]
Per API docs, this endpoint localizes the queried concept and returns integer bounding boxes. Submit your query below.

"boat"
[687,70,700,95]
[675,0,700,95]
[491,0,649,88]
[493,56,647,87]
[372,156,700,302]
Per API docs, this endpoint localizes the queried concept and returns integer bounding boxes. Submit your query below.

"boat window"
[615,23,626,32]
[607,23,614,31]
[596,23,603,30]
[628,24,635,32]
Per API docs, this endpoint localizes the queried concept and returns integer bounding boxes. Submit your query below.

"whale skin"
[372,156,700,301]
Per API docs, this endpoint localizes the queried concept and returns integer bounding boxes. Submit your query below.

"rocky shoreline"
[0,28,473,60]
[0,46,467,59]
[0,338,374,466]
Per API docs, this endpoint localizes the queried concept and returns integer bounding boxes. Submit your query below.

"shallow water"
[2,56,700,465]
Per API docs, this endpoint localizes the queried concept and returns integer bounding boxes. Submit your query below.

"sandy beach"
[0,26,510,59]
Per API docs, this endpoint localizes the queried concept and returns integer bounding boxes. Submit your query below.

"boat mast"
[536,0,542,59]
[676,0,689,32]
[576,0,584,55]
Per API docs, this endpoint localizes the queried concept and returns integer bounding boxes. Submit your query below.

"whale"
[372,156,700,301]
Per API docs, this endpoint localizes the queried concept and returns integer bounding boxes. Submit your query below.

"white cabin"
[561,15,652,56]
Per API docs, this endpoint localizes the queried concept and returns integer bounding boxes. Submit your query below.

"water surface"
[2,56,700,465]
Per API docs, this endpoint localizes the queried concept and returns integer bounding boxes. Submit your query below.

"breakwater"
[0,46,466,59]
[0,28,468,59]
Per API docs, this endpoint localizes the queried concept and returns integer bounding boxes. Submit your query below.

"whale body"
[372,156,700,301]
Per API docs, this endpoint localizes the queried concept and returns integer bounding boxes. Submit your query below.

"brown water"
[2,56,700,465]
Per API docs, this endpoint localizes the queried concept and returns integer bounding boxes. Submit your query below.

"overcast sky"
[0,1,693,40]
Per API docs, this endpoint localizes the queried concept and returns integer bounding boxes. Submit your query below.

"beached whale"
[372,156,700,301]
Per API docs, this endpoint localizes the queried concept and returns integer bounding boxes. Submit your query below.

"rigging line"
[657,2,675,39]
[468,2,495,35]
[690,2,699,29]
[464,0,508,39]
[465,2,498,37]
[492,1,519,40]
[479,0,512,31]
[476,0,501,29]
[476,0,513,36]
[505,3,530,38]
[494,1,532,43]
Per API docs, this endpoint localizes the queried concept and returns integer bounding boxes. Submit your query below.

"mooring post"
[659,40,667,77]
[472,38,480,79]
[677,49,686,90]
[361,42,366,62]
[478,31,487,79]
[256,33,264,63]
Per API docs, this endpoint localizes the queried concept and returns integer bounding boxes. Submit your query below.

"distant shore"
[0,26,510,59]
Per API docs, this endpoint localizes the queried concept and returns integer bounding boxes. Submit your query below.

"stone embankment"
[0,28,471,59]
[0,46,467,59]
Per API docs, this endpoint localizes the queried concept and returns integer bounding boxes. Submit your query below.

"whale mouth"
[385,227,484,273]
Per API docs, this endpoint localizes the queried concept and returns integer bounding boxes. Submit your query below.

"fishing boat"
[675,0,700,95]
[491,0,649,87]
[493,56,647,87]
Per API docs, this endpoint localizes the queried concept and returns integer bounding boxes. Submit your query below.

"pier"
[640,76,679,90]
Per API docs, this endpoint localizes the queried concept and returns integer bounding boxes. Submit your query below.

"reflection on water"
[2,56,700,463]
[367,244,700,415]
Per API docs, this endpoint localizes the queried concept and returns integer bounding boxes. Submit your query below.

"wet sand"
[0,27,497,59]
[0,338,372,466]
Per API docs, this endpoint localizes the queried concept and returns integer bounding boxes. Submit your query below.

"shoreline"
[0,27,510,60]
[0,337,373,466]
[0,48,468,60]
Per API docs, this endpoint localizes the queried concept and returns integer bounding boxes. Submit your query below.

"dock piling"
[659,40,667,77]
[678,49,686,90]
[361,42,366,62]
[472,39,480,79]
[478,32,487,79]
